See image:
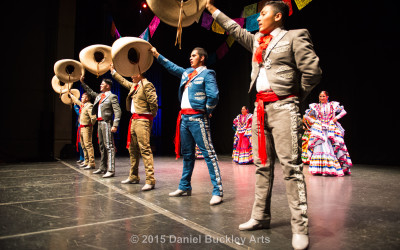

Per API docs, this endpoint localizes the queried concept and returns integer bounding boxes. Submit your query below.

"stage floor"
[0,156,399,249]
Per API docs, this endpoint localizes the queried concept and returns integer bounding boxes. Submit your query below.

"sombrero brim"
[111,37,154,77]
[51,75,73,94]
[61,89,80,105]
[147,0,206,27]
[79,44,112,76]
[54,59,85,83]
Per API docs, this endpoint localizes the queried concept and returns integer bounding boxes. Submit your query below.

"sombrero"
[111,37,153,77]
[60,89,80,105]
[146,0,206,27]
[51,75,73,94]
[79,44,112,77]
[54,59,85,83]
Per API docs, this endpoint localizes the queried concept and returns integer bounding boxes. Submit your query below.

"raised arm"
[151,47,185,78]
[80,76,99,100]
[69,92,82,106]
[110,63,134,90]
[206,0,254,52]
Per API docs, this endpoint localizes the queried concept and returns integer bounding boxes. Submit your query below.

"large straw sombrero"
[51,75,73,94]
[146,0,206,27]
[79,44,112,77]
[111,37,153,77]
[60,89,80,105]
[54,59,85,83]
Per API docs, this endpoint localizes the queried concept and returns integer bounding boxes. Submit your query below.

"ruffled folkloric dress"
[232,113,253,164]
[305,101,352,176]
[301,115,314,164]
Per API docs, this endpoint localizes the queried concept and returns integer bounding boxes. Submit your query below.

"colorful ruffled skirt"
[232,133,253,164]
[307,121,352,176]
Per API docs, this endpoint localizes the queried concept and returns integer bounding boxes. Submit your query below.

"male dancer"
[80,76,121,178]
[70,91,97,170]
[110,64,158,191]
[151,46,223,205]
[206,0,322,249]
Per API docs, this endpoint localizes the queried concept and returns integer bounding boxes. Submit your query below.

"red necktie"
[253,35,273,64]
[99,93,106,103]
[185,70,198,88]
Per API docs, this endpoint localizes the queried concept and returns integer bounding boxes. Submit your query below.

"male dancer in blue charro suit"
[151,46,223,205]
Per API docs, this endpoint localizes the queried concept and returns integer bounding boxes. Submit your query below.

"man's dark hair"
[103,78,113,87]
[265,1,289,25]
[82,92,91,101]
[193,47,208,63]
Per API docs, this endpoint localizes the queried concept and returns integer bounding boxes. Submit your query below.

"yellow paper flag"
[243,3,257,18]
[212,20,225,34]
[294,0,313,10]
[226,35,235,47]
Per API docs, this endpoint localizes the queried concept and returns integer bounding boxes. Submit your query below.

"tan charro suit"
[71,95,97,167]
[214,11,322,235]
[112,71,158,184]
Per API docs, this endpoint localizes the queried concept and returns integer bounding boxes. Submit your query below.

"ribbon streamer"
[175,0,184,49]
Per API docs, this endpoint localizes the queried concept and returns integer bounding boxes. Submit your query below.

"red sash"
[174,109,205,159]
[126,113,154,149]
[256,91,296,165]
[76,124,92,152]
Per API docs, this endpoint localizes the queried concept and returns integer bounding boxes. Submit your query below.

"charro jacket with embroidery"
[215,11,322,101]
[80,81,121,128]
[156,54,219,115]
[111,71,158,117]
[70,95,97,126]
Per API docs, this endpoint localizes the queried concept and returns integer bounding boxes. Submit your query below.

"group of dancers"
[63,1,353,249]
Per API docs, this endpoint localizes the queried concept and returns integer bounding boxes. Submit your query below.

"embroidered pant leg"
[181,114,223,196]
[97,121,107,171]
[251,97,308,235]
[98,121,115,172]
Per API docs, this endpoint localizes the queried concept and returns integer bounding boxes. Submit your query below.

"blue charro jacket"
[156,54,219,115]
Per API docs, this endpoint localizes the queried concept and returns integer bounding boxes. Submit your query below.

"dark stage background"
[1,0,398,165]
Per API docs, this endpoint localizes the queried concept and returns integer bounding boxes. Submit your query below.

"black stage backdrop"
[1,0,398,165]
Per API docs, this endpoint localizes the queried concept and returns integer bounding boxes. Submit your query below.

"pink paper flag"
[148,16,160,37]
[201,12,213,30]
[233,18,245,28]
[216,42,229,59]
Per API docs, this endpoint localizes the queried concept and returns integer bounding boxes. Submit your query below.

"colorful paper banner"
[148,16,160,37]
[294,0,312,10]
[201,12,213,30]
[243,3,257,18]
[212,20,225,34]
[246,13,260,32]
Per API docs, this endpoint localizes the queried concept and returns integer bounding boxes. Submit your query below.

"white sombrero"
[60,89,80,105]
[51,75,73,94]
[54,59,85,83]
[79,44,112,77]
[111,37,153,77]
[146,0,206,27]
